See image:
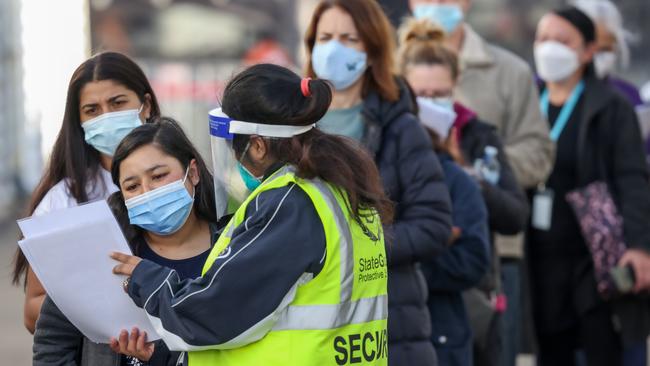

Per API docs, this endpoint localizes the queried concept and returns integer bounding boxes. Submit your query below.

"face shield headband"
[208,108,315,219]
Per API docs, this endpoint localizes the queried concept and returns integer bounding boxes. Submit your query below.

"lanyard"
[540,80,585,142]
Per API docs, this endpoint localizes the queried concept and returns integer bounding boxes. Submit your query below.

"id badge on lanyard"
[532,184,554,231]
[533,81,585,231]
[540,80,585,142]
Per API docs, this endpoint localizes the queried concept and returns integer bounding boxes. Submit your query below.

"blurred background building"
[0,0,23,222]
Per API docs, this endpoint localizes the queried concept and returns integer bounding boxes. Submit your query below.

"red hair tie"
[301,77,312,97]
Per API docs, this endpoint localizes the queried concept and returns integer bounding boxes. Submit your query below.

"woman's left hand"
[111,252,143,277]
[110,327,155,361]
[619,249,650,293]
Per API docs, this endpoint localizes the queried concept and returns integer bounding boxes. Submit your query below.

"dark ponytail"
[222,64,393,225]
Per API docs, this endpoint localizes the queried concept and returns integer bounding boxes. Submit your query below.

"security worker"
[112,63,393,365]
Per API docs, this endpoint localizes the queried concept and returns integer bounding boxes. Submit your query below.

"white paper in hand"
[18,200,158,343]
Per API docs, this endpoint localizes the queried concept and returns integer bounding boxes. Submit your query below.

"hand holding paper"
[110,327,156,362]
[17,200,159,343]
[111,252,143,278]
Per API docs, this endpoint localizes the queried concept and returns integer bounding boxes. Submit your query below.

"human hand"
[618,249,650,293]
[109,327,155,361]
[111,252,143,277]
[448,227,462,245]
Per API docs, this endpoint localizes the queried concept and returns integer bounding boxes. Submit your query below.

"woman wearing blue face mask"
[13,51,161,335]
[399,19,529,366]
[33,118,219,366]
[305,1,453,366]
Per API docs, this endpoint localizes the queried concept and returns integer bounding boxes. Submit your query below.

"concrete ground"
[0,222,32,364]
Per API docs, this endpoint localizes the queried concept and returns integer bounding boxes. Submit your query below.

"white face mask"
[416,97,457,140]
[534,41,580,83]
[594,51,617,78]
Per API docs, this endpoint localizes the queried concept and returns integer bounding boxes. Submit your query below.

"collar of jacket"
[453,102,477,131]
[360,77,417,157]
[459,24,494,69]
[437,151,454,164]
[576,75,620,181]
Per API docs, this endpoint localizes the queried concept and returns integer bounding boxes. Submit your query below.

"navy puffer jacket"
[361,79,453,366]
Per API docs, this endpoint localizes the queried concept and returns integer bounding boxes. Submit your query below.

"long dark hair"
[222,63,393,225]
[109,117,217,253]
[12,52,161,285]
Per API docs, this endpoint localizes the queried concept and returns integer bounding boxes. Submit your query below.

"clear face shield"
[208,107,316,220]
[209,108,246,220]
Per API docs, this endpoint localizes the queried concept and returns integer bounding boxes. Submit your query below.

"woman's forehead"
[317,7,358,35]
[120,145,180,175]
[79,80,135,104]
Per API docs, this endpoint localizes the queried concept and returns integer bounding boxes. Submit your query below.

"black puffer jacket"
[361,79,453,366]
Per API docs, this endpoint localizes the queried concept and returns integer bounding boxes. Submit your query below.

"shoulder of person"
[364,76,417,128]
[461,118,500,151]
[246,183,318,219]
[33,179,78,216]
[464,25,532,76]
[388,109,420,132]
[488,42,531,71]
[441,158,480,193]
[91,168,119,198]
[587,77,638,121]
[33,169,117,216]
[464,118,497,136]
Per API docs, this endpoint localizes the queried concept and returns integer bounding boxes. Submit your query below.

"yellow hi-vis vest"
[189,167,388,365]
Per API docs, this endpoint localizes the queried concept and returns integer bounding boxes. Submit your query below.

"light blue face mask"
[413,4,464,34]
[125,167,195,236]
[237,142,264,192]
[82,105,144,156]
[428,96,455,112]
[311,40,368,91]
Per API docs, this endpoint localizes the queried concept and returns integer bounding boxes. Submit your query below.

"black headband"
[553,6,596,44]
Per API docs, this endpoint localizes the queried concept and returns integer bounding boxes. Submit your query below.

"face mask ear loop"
[182,164,191,183]
[239,141,264,182]
[137,102,147,123]
[182,164,197,200]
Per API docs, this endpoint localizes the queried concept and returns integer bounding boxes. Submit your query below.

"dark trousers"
[499,261,521,366]
[537,303,622,366]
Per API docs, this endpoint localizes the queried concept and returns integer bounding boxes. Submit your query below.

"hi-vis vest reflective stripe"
[189,166,388,365]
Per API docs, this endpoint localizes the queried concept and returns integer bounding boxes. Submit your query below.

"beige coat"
[455,25,555,258]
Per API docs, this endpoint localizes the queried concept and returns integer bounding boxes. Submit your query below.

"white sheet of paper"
[636,104,650,140]
[18,200,159,343]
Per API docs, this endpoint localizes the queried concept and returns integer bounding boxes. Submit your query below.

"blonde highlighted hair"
[397,18,459,80]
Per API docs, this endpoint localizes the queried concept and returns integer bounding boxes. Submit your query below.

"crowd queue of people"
[11,0,650,365]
